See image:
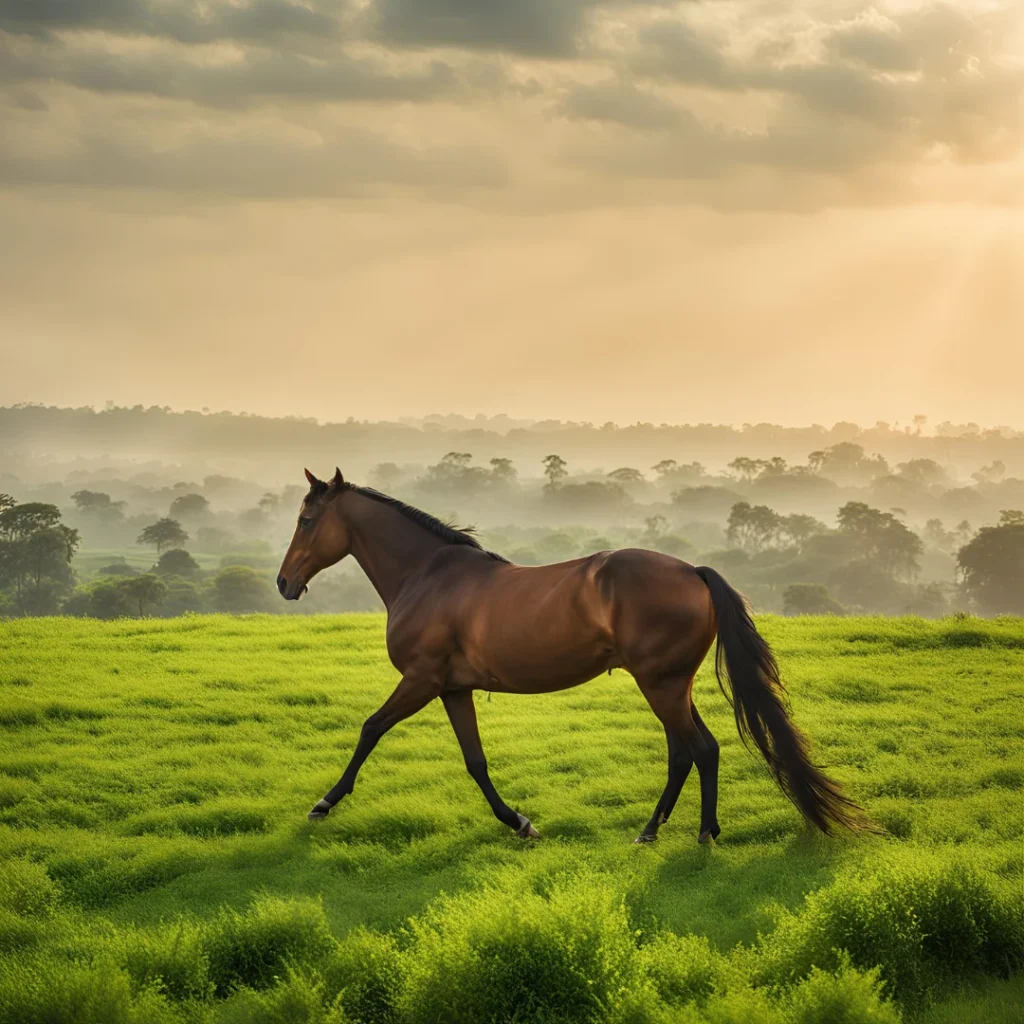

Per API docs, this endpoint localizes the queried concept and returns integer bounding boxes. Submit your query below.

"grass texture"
[0,613,1022,1022]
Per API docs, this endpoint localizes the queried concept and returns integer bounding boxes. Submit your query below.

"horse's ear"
[331,467,345,488]
[304,468,320,487]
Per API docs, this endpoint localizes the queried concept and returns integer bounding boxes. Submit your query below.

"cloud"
[0,0,344,44]
[0,122,508,197]
[0,0,1020,209]
[0,34,461,108]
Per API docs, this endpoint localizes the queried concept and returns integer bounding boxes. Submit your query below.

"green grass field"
[1,614,1022,1023]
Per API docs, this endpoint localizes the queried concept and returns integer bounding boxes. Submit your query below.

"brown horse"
[278,468,869,843]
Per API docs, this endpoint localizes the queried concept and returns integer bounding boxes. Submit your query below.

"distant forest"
[3,404,1024,620]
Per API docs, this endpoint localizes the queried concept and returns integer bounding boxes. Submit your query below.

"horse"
[277,467,870,844]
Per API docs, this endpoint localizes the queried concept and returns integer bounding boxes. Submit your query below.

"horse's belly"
[471,643,616,695]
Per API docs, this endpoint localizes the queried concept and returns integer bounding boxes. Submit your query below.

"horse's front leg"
[443,689,539,838]
[308,672,441,820]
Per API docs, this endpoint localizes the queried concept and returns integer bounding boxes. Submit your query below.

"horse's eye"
[299,516,313,529]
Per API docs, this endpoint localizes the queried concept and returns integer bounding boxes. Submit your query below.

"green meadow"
[0,614,1022,1023]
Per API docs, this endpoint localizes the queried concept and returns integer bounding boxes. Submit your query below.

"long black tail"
[694,566,872,834]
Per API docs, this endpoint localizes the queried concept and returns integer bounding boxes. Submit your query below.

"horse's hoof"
[633,833,657,844]
[307,800,332,821]
[697,825,721,844]
[515,814,540,839]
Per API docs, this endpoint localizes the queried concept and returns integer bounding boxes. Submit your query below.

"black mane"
[304,480,509,563]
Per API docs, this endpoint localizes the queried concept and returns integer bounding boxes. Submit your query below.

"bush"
[0,957,180,1024]
[755,854,1024,1006]
[785,961,901,1024]
[217,969,347,1024]
[203,895,337,997]
[399,874,641,1024]
[122,921,212,1001]
[637,931,727,1008]
[323,928,403,1024]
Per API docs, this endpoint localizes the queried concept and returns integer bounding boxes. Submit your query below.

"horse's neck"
[343,494,445,609]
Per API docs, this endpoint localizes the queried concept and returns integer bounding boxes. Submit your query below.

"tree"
[154,548,200,578]
[972,461,1006,485]
[489,458,517,485]
[370,462,403,492]
[957,517,1024,614]
[257,493,280,515]
[727,457,766,483]
[807,444,889,484]
[836,501,922,578]
[0,501,80,615]
[607,467,644,484]
[542,454,568,490]
[169,493,211,521]
[138,518,189,555]
[210,566,274,613]
[783,584,845,616]
[643,515,668,542]
[651,459,677,478]
[727,501,782,552]
[71,490,125,515]
[119,574,168,616]
[895,458,948,487]
[0,494,15,514]
[780,514,827,548]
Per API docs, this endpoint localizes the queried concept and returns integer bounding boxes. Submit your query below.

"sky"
[1,0,1022,427]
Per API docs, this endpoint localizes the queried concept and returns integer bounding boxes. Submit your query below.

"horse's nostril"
[277,575,287,596]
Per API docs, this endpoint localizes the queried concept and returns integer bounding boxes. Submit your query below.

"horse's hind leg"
[635,677,719,843]
[691,704,721,843]
[635,725,693,843]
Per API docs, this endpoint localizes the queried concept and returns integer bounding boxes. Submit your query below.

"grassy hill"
[0,614,1022,1023]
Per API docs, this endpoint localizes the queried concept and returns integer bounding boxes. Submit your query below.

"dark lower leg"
[309,674,438,820]
[444,691,537,837]
[692,706,721,841]
[637,728,693,841]
[466,758,528,831]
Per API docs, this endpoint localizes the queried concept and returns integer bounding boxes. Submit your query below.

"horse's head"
[277,467,351,600]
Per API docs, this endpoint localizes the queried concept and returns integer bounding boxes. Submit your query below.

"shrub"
[399,874,641,1024]
[785,961,901,1024]
[203,895,337,997]
[122,921,212,1001]
[756,854,1024,1006]
[0,957,180,1024]
[217,969,347,1024]
[323,928,403,1024]
[637,931,727,1008]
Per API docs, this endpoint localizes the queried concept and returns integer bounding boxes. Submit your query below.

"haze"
[1,0,1022,427]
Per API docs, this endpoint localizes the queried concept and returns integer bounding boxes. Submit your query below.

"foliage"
[957,517,1024,614]
[210,565,275,612]
[138,518,190,555]
[155,548,201,578]
[0,500,80,615]
[783,584,844,616]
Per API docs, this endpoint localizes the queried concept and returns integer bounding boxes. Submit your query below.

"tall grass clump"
[203,895,337,997]
[399,873,641,1024]
[0,957,181,1024]
[216,967,348,1024]
[121,920,213,1001]
[322,928,403,1024]
[755,852,1024,1006]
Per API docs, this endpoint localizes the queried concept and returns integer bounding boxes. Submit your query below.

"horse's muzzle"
[277,574,307,600]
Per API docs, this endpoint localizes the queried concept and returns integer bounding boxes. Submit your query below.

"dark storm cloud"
[0,0,343,44]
